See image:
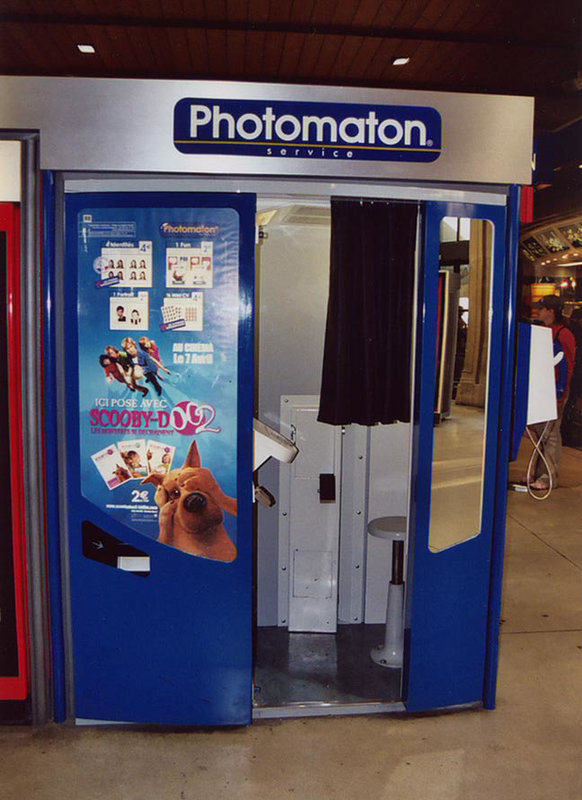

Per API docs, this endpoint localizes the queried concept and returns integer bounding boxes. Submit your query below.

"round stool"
[367,516,406,668]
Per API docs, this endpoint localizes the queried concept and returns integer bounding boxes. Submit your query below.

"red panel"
[0,201,28,701]
[520,185,534,223]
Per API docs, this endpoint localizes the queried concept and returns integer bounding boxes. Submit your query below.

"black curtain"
[318,198,418,425]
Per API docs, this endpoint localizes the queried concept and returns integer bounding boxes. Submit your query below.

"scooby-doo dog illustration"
[142,440,237,562]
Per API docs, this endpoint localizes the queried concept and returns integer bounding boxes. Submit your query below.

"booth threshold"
[253,700,406,719]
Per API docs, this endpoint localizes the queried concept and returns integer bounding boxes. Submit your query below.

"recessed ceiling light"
[392,57,410,66]
[77,44,96,54]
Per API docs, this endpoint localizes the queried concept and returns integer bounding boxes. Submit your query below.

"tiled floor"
[1,442,581,799]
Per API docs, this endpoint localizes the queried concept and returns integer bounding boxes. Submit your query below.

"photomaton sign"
[174,98,442,163]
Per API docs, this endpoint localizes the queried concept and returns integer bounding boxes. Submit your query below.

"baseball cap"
[534,295,563,313]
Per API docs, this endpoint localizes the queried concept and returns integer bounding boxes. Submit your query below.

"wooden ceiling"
[0,0,580,131]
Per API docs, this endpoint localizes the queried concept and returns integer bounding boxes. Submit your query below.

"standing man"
[530,295,576,489]
[561,306,582,447]
[566,307,582,404]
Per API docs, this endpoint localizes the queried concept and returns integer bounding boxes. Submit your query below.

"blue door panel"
[64,192,255,725]
[69,509,252,724]
[405,201,510,712]
[404,538,492,709]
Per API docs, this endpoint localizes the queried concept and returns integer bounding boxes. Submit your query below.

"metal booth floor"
[253,624,402,710]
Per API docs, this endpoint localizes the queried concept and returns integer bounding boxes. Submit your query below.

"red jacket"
[552,322,576,398]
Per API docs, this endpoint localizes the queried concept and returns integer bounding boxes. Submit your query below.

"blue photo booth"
[0,77,534,725]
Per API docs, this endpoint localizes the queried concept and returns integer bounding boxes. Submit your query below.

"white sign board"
[527,325,557,425]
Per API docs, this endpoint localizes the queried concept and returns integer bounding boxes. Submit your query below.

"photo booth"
[0,77,533,725]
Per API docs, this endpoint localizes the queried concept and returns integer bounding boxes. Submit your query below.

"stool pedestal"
[367,516,406,669]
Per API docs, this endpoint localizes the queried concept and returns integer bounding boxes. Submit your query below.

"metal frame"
[253,700,407,720]
[63,173,509,207]
[484,184,522,708]
[42,171,75,722]
[9,132,53,725]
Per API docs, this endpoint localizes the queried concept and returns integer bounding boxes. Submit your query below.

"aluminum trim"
[61,174,509,207]
[20,134,52,724]
[53,173,76,721]
[252,701,407,719]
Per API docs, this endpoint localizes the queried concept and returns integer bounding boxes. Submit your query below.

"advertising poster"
[77,205,240,562]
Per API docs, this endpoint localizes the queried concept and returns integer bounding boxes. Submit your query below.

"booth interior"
[251,194,494,712]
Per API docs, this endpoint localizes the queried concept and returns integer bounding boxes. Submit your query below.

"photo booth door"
[62,192,255,725]
[405,200,514,712]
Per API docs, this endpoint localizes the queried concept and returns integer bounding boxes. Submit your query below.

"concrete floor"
[1,442,581,799]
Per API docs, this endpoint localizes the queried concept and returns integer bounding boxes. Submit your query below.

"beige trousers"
[530,401,565,485]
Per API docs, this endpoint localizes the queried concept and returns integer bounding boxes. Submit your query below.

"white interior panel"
[337,424,369,625]
[0,140,21,201]
[279,397,342,633]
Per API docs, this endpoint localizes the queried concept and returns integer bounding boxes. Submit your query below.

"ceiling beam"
[0,12,576,51]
